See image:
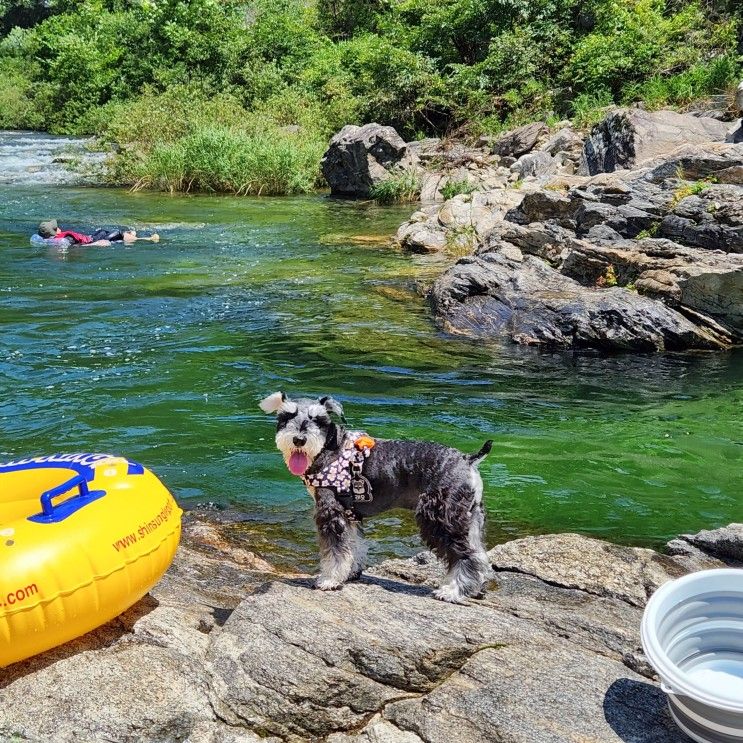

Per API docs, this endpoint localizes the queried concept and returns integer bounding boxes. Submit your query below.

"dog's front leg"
[314,488,355,591]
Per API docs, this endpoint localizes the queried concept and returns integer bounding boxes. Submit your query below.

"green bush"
[0,0,739,192]
[568,0,735,101]
[92,86,328,195]
[622,56,740,109]
[570,89,615,129]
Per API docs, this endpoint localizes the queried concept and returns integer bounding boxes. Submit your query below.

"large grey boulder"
[540,126,585,160]
[510,150,558,179]
[580,108,731,175]
[321,124,417,197]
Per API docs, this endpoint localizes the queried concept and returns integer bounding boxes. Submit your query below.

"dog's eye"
[311,415,330,426]
[277,410,298,425]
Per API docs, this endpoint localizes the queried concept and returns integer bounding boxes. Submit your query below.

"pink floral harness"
[303,431,373,501]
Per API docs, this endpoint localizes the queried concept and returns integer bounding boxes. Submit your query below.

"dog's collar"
[303,431,374,503]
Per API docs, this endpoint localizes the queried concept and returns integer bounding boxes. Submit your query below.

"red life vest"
[56,230,92,244]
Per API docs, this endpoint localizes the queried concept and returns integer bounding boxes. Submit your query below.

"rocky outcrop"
[322,122,584,202]
[662,184,743,252]
[668,523,743,565]
[321,124,417,197]
[1,514,738,743]
[414,136,743,350]
[580,108,731,175]
[395,190,526,253]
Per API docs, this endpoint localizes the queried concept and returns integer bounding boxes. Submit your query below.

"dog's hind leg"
[466,469,494,599]
[314,489,356,590]
[416,484,490,604]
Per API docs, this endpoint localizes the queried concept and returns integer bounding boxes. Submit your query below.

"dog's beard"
[276,429,325,476]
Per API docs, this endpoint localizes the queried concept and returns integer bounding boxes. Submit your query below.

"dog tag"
[352,475,373,502]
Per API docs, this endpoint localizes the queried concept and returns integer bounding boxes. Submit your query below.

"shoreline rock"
[1,511,740,742]
[378,108,743,352]
[321,124,416,198]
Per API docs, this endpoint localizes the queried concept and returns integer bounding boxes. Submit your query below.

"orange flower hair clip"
[354,435,376,450]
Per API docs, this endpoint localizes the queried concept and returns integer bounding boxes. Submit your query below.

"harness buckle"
[351,474,373,502]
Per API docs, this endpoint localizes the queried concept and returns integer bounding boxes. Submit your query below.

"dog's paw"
[432,586,468,605]
[314,577,344,591]
[348,569,363,582]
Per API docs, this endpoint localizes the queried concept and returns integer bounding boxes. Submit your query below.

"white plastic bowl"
[641,569,743,742]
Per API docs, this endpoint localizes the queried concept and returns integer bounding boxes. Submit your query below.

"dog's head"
[259,392,345,477]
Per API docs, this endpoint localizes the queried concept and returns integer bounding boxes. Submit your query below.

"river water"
[1,133,741,569]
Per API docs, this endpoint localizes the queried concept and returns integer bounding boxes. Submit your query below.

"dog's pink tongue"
[288,451,310,476]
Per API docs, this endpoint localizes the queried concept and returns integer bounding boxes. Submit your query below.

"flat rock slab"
[490,533,701,607]
[1,523,740,742]
[206,578,558,739]
[379,644,679,743]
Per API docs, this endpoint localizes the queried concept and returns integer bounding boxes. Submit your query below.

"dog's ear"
[325,423,341,451]
[319,395,346,423]
[259,391,286,414]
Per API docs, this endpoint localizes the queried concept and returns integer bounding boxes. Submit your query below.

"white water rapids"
[0,130,108,185]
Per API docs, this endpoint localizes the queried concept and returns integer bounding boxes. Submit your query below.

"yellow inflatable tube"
[0,453,182,667]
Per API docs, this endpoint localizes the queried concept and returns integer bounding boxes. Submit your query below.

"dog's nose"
[293,436,306,447]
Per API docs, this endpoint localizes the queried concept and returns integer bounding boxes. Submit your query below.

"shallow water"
[0,175,741,569]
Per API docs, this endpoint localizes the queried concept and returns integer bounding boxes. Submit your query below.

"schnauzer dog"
[260,391,493,603]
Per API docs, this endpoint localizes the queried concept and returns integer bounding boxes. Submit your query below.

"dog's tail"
[466,439,493,466]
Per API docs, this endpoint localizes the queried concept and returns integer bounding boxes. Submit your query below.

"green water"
[1,185,741,569]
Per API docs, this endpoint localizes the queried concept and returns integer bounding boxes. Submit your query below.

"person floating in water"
[37,220,160,246]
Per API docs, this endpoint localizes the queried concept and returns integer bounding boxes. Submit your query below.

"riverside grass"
[128,126,325,196]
